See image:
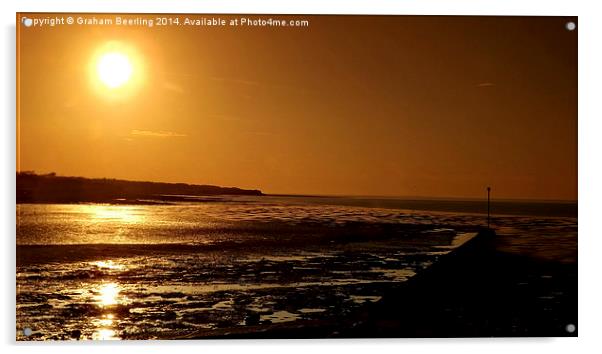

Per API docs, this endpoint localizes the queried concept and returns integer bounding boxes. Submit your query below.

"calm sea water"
[16,196,577,340]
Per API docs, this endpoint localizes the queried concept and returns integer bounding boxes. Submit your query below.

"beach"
[16,196,577,340]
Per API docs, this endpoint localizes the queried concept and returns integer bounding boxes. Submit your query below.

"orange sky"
[17,14,577,200]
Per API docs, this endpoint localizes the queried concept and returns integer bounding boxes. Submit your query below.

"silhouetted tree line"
[16,172,263,203]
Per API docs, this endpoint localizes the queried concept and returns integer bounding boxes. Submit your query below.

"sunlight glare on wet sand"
[97,283,120,306]
[93,260,125,270]
[97,314,114,327]
[92,284,122,340]
[92,328,118,341]
[90,205,144,224]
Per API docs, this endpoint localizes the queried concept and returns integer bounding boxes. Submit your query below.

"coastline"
[16,173,263,204]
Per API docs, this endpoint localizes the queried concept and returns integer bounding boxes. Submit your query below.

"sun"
[90,41,145,99]
[96,52,133,89]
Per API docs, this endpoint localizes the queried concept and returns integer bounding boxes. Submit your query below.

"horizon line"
[265,192,578,204]
[17,171,577,203]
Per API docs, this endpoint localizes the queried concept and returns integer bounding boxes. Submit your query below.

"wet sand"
[343,228,577,337]
[16,199,577,340]
[187,229,577,338]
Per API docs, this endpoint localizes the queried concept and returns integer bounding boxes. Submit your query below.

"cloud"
[131,129,187,138]
[476,82,495,88]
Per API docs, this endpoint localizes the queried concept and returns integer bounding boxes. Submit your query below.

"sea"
[16,195,577,340]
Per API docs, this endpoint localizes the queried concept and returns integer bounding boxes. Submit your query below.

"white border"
[3,1,601,353]
[3,0,585,16]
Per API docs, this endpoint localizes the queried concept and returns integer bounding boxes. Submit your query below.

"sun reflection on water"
[90,205,143,224]
[97,313,114,327]
[93,260,125,270]
[92,328,119,340]
[92,283,123,340]
[97,282,120,307]
[91,313,119,340]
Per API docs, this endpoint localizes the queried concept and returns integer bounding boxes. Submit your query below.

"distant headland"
[16,172,263,204]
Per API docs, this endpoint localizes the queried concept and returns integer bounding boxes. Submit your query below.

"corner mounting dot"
[566,22,576,31]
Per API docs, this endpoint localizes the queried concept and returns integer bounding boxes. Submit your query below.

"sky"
[17,15,577,200]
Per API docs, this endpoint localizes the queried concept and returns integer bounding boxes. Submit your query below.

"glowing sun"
[96,52,133,89]
[90,41,145,98]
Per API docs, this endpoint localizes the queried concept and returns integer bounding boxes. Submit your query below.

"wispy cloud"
[476,82,495,88]
[131,129,187,138]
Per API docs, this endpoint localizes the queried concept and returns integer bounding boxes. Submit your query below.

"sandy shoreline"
[16,202,577,340]
[179,229,577,338]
